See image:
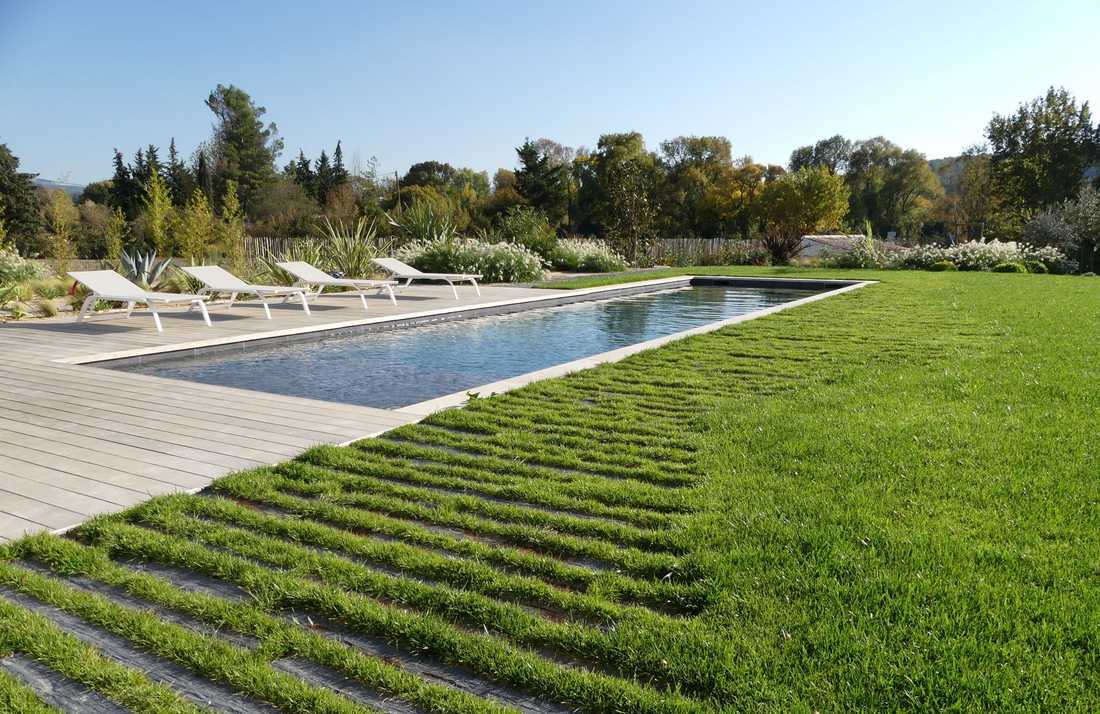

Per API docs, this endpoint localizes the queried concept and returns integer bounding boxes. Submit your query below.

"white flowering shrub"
[397,238,546,283]
[891,240,1072,273]
[549,239,628,272]
[822,238,899,269]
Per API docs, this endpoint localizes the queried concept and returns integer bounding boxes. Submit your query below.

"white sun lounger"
[68,269,211,333]
[276,261,397,310]
[182,265,311,319]
[372,257,481,299]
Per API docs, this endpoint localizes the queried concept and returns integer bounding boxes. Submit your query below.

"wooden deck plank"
[0,283,560,540]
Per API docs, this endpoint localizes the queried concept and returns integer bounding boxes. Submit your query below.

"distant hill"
[33,178,85,198]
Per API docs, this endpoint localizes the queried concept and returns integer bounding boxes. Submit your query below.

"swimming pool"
[108,283,824,409]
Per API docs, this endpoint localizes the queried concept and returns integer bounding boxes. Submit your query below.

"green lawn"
[1,268,1097,712]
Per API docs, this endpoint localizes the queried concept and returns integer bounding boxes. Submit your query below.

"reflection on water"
[116,286,816,408]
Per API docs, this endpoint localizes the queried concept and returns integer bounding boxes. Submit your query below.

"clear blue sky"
[2,0,1097,185]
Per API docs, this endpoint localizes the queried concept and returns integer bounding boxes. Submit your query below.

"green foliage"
[42,189,78,273]
[142,173,174,256]
[219,181,248,275]
[548,238,627,272]
[987,86,1098,212]
[494,206,558,259]
[822,236,896,269]
[205,84,284,213]
[317,216,394,277]
[928,260,958,271]
[845,137,944,237]
[103,206,127,262]
[387,199,459,246]
[992,261,1028,273]
[758,166,850,263]
[397,237,545,282]
[0,246,46,286]
[0,143,44,255]
[1024,259,1049,273]
[174,188,215,265]
[788,134,852,174]
[514,139,572,227]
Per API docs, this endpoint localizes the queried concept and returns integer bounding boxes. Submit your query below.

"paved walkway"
[0,283,558,541]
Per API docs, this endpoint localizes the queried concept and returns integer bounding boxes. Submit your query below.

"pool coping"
[391,277,874,419]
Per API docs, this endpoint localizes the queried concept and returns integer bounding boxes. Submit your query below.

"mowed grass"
[1,268,1097,712]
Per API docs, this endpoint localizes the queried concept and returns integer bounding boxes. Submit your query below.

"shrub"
[398,237,545,283]
[928,260,958,271]
[705,241,770,266]
[0,246,46,286]
[1024,259,1049,274]
[386,200,459,246]
[895,240,1071,273]
[495,207,559,260]
[823,237,897,269]
[318,217,394,278]
[992,261,1028,273]
[549,239,627,272]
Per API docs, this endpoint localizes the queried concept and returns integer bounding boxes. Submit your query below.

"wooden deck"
[0,284,559,541]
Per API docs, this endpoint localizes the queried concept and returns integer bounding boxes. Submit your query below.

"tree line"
[1,84,1097,268]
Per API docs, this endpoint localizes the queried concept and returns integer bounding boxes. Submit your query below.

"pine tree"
[0,143,45,252]
[194,150,213,202]
[166,138,194,207]
[514,139,570,226]
[315,150,332,204]
[109,149,141,218]
[145,144,162,181]
[332,141,349,187]
[290,150,315,198]
[204,84,283,214]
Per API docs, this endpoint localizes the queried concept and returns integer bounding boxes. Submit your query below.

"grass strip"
[209,472,709,613]
[0,559,378,714]
[0,666,64,714]
[332,444,690,522]
[76,518,712,713]
[0,591,207,713]
[10,535,511,714]
[355,436,695,489]
[272,463,695,581]
[296,446,685,550]
[127,502,714,689]
[172,493,688,627]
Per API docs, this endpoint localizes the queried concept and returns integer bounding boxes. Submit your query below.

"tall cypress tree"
[332,141,349,187]
[109,149,141,218]
[193,150,214,203]
[314,150,332,204]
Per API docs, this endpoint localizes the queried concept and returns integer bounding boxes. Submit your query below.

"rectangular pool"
[106,283,825,409]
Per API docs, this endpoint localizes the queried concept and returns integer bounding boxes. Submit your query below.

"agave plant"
[319,216,395,278]
[118,249,171,289]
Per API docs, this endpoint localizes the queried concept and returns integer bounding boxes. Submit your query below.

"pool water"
[112,285,818,408]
